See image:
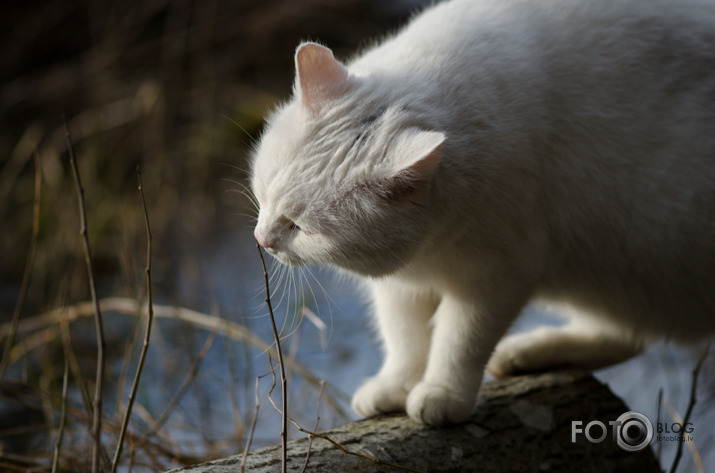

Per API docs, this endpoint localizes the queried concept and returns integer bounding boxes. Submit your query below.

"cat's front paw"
[352,376,410,418]
[406,382,475,425]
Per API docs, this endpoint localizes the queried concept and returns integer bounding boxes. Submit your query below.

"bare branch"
[256,243,288,473]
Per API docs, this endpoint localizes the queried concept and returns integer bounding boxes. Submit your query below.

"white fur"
[251,0,715,425]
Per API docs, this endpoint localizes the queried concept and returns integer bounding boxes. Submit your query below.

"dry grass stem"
[299,380,325,473]
[59,315,93,415]
[138,331,217,446]
[656,387,663,463]
[241,374,266,473]
[51,358,70,473]
[662,398,705,473]
[0,150,41,377]
[1,297,330,393]
[111,167,156,473]
[64,115,106,473]
[668,343,710,473]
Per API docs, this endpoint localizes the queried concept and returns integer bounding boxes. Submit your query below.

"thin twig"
[241,371,271,473]
[662,398,705,473]
[127,430,136,473]
[59,312,92,416]
[223,311,247,449]
[51,358,69,473]
[0,149,41,378]
[64,115,106,473]
[256,242,288,473]
[655,387,663,463]
[299,380,325,473]
[111,167,155,473]
[669,343,710,473]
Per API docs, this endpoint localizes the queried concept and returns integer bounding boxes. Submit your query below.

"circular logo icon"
[615,411,653,452]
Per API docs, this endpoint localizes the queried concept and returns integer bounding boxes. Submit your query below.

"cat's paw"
[351,376,410,418]
[486,333,533,376]
[406,382,475,425]
[487,330,553,376]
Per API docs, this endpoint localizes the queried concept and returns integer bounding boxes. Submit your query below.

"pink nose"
[254,228,273,249]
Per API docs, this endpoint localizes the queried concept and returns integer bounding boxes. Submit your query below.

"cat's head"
[251,43,444,277]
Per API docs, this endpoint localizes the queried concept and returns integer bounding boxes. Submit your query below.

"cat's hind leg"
[486,319,645,376]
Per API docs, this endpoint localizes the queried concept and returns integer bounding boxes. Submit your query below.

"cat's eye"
[282,215,306,234]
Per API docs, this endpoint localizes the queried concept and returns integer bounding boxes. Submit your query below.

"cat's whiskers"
[301,264,336,334]
[270,261,291,312]
[268,256,282,281]
[274,260,299,339]
[226,179,261,215]
[259,255,336,348]
[219,114,258,149]
[229,212,260,230]
[278,264,298,337]
[280,266,306,342]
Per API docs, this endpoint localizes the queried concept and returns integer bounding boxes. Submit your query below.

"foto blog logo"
[571,411,654,452]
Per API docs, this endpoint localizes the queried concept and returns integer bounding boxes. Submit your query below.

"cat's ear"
[295,42,352,113]
[396,130,445,178]
[381,129,445,198]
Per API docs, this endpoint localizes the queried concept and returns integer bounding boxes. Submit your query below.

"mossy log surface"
[167,371,660,473]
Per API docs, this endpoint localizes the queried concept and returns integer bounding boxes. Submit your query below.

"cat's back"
[346,0,715,332]
[349,0,715,81]
[350,0,715,177]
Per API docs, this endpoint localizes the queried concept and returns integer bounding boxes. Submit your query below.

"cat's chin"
[265,249,305,268]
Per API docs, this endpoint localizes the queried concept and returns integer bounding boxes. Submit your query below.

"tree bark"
[167,371,660,473]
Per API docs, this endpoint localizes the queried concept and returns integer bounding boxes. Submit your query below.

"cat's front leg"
[352,280,439,418]
[407,294,520,425]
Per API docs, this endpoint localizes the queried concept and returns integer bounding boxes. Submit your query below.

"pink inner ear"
[295,43,350,112]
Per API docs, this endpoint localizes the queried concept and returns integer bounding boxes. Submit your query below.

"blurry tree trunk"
[167,371,660,473]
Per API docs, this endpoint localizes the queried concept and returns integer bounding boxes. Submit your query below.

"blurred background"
[1,0,713,472]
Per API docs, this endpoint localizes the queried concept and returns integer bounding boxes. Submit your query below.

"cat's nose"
[254,228,274,249]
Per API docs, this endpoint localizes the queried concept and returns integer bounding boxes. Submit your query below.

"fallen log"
[167,370,660,472]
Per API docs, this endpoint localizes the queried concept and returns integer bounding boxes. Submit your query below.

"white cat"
[250,0,715,425]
